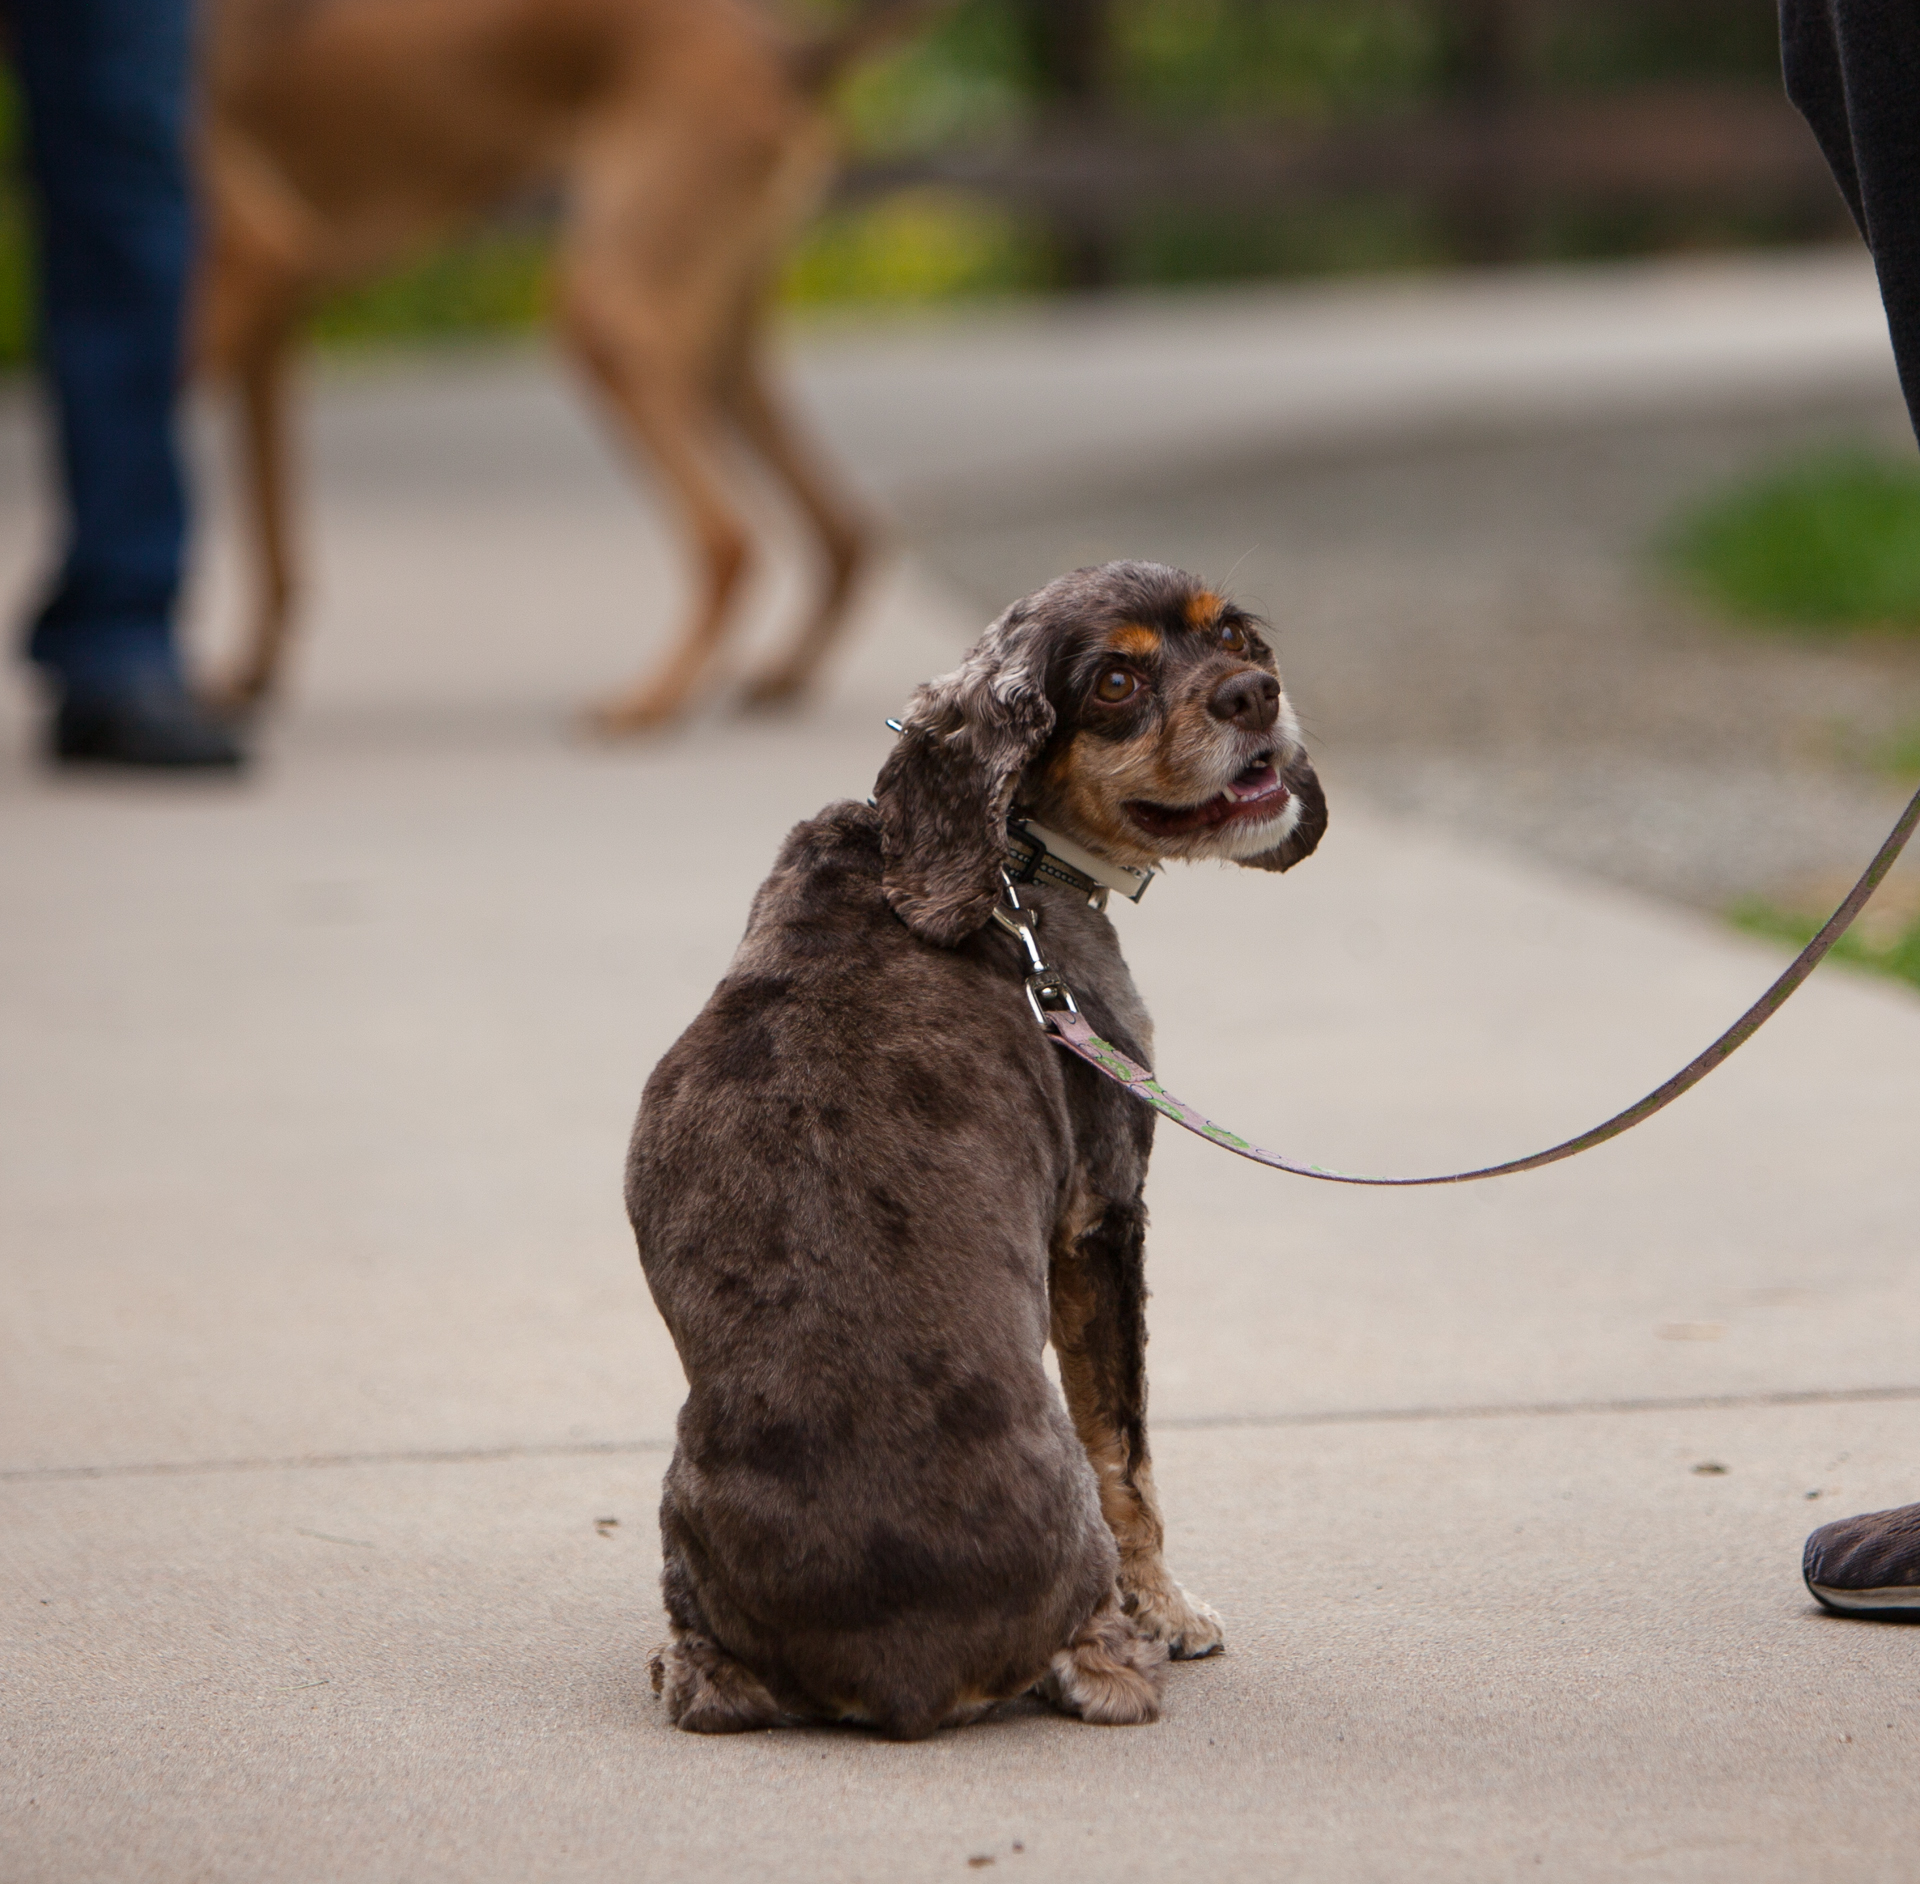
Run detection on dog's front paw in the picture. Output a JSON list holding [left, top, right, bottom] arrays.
[[1122, 1577, 1225, 1660]]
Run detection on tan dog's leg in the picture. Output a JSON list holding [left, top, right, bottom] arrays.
[[561, 291, 756, 733], [722, 340, 874, 712], [556, 74, 814, 736], [1050, 1199, 1225, 1659], [193, 133, 313, 710], [216, 330, 301, 708]]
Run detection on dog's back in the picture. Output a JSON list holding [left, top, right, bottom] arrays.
[[206, 0, 801, 250], [197, 0, 880, 728], [627, 803, 1119, 1736]]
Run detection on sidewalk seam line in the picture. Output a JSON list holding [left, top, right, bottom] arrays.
[[8, 1385, 1918, 1483]]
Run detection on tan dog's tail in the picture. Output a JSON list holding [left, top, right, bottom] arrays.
[[789, 0, 955, 92]]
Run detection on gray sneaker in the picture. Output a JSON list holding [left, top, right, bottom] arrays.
[[1804, 1503, 1920, 1620]]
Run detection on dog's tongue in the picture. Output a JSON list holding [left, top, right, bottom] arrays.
[[1227, 762, 1279, 801]]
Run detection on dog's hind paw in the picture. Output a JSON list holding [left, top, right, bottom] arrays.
[[1123, 1578, 1226, 1660], [1039, 1605, 1167, 1726], [656, 1634, 785, 1734]]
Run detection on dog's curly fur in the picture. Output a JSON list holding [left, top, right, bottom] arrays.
[[626, 561, 1324, 1738]]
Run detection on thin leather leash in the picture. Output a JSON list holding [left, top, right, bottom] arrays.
[[990, 783, 1920, 1186]]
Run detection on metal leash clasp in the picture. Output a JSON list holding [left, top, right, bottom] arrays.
[[992, 870, 1081, 1030]]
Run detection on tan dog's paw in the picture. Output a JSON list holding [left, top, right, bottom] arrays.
[[584, 691, 683, 738], [200, 673, 266, 718], [1123, 1577, 1225, 1660], [738, 665, 810, 713]]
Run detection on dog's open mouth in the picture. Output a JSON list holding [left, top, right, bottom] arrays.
[[1125, 755, 1291, 840]]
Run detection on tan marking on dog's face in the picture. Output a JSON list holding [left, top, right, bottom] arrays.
[[1183, 590, 1222, 630], [1034, 726, 1209, 870], [1106, 624, 1163, 659]]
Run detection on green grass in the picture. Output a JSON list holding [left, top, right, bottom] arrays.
[[1875, 722, 1920, 780], [1730, 897, 1920, 994], [1665, 447, 1920, 633]]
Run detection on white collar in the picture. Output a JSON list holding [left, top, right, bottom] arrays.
[[1006, 817, 1155, 907]]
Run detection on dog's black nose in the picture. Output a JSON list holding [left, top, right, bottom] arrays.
[[1207, 669, 1280, 732]]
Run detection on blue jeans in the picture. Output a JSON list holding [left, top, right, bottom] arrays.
[[11, 0, 195, 696]]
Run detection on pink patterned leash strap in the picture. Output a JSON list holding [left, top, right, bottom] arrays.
[[1043, 781, 1920, 1187]]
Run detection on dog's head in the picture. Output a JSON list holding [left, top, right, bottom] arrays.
[[875, 560, 1325, 944]]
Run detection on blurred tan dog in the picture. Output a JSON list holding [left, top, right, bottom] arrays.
[[197, 0, 938, 730]]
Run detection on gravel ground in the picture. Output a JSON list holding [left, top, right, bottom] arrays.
[[905, 393, 1920, 921]]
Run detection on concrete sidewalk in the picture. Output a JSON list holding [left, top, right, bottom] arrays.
[[7, 262, 1920, 1881], [791, 246, 1901, 509]]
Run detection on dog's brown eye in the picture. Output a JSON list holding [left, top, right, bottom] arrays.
[[1095, 668, 1140, 704], [1217, 619, 1248, 653]]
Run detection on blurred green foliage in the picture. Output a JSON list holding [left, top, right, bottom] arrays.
[[833, 0, 1785, 150], [1540, 1, 1780, 88], [0, 1, 1819, 359], [0, 74, 31, 370], [1731, 897, 1920, 995], [832, 2, 1038, 153], [831, 0, 1444, 140], [807, 0, 1815, 299], [1665, 448, 1920, 633], [1113, 2, 1436, 123], [1113, 197, 1446, 284], [305, 228, 550, 346], [783, 187, 1053, 303]]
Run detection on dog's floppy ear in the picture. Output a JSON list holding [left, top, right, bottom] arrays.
[[874, 609, 1055, 945], [1238, 755, 1327, 873]]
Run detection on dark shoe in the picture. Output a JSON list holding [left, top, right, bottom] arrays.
[[51, 679, 245, 770], [1804, 1502, 1920, 1619]]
